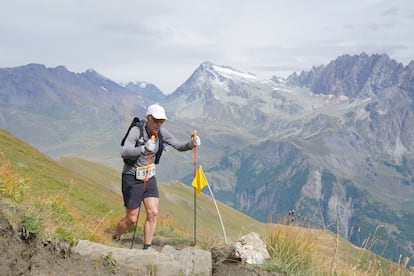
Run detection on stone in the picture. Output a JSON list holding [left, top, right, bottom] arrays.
[[233, 232, 270, 264], [73, 240, 211, 275]]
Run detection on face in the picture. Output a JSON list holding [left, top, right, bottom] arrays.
[[146, 115, 165, 135]]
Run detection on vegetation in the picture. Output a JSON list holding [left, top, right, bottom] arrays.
[[21, 210, 42, 240], [260, 218, 413, 275], [1, 128, 413, 275]]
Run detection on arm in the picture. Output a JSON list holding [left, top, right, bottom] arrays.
[[120, 126, 145, 159], [160, 128, 194, 152]]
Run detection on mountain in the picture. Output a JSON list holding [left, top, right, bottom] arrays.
[[1, 54, 414, 265], [287, 53, 409, 97], [1, 128, 400, 275], [163, 55, 414, 264], [0, 64, 167, 168], [123, 81, 166, 102]]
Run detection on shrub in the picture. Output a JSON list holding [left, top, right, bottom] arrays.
[[0, 157, 29, 203], [21, 210, 42, 240]]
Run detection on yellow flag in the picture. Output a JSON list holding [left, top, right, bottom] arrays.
[[192, 165, 208, 195]]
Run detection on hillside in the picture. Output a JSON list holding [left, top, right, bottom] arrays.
[[1, 128, 411, 275], [1, 52, 414, 269], [0, 127, 263, 245], [161, 54, 414, 264], [59, 155, 266, 243]]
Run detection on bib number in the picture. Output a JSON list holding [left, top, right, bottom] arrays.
[[136, 163, 156, 180]]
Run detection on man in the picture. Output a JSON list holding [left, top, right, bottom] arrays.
[[112, 103, 200, 250]]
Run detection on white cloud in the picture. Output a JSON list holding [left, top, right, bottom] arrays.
[[0, 0, 412, 93]]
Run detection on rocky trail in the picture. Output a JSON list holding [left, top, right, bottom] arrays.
[[0, 210, 279, 275]]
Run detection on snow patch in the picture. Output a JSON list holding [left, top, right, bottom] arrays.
[[338, 95, 349, 102], [212, 65, 257, 80]]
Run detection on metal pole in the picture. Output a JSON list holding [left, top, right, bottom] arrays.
[[193, 130, 197, 246]]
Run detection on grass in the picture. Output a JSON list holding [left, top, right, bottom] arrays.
[[102, 252, 120, 274], [59, 155, 268, 245], [1, 128, 412, 275], [21, 210, 42, 240], [0, 153, 29, 202], [264, 224, 317, 274], [0, 128, 124, 243], [260, 217, 413, 275]]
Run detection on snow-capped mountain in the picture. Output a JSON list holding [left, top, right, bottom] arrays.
[[1, 54, 414, 264]]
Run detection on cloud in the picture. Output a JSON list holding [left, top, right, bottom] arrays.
[[0, 0, 413, 93]]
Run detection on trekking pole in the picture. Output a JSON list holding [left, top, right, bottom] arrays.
[[131, 134, 155, 249], [192, 130, 197, 246]]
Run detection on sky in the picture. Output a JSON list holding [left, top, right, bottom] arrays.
[[1, 0, 413, 94]]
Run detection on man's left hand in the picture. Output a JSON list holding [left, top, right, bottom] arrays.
[[192, 135, 201, 147]]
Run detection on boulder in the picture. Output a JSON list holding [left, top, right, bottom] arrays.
[[233, 232, 270, 264], [73, 240, 211, 275]]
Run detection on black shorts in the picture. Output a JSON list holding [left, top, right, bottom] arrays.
[[121, 174, 159, 209]]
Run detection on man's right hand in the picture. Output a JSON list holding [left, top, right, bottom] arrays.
[[144, 139, 156, 153]]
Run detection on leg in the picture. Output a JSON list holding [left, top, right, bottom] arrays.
[[113, 207, 139, 239], [114, 174, 144, 239], [143, 197, 159, 245]]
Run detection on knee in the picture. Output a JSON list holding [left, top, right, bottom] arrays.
[[126, 214, 138, 225], [146, 209, 158, 220]]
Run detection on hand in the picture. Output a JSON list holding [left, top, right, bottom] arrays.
[[192, 135, 201, 147], [144, 139, 156, 153]]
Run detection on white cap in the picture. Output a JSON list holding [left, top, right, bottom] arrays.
[[146, 104, 168, 120]]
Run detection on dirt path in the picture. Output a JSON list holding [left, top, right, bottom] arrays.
[[1, 209, 280, 275], [0, 210, 131, 275]]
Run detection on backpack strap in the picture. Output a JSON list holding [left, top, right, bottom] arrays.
[[120, 117, 142, 146], [154, 131, 163, 164]]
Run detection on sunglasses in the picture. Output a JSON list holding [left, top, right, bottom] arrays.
[[150, 116, 165, 124]]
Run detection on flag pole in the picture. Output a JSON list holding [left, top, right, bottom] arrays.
[[192, 130, 197, 246]]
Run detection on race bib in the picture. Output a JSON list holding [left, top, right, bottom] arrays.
[[136, 163, 156, 180]]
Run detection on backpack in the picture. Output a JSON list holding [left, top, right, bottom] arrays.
[[120, 117, 164, 165]]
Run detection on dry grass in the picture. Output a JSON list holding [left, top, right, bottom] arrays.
[[0, 153, 29, 203], [265, 223, 319, 274], [2, 128, 413, 275], [261, 215, 414, 275]]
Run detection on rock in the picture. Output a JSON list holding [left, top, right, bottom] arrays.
[[73, 240, 211, 275], [161, 245, 211, 275], [233, 232, 270, 264], [211, 243, 279, 276]]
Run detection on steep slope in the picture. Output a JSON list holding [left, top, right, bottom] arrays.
[[161, 55, 414, 264], [0, 64, 150, 167], [287, 53, 406, 98], [1, 54, 414, 265], [0, 127, 267, 243]]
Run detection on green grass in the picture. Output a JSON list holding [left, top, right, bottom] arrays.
[[21, 210, 42, 240], [59, 153, 267, 245], [0, 128, 124, 243], [1, 128, 409, 275]]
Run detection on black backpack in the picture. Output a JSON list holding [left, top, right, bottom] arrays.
[[120, 117, 163, 165]]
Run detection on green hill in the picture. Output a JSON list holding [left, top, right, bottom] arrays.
[[59, 155, 266, 244], [1, 128, 409, 275], [0, 127, 264, 244]]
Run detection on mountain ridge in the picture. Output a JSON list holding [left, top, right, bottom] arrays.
[[1, 53, 413, 265]]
